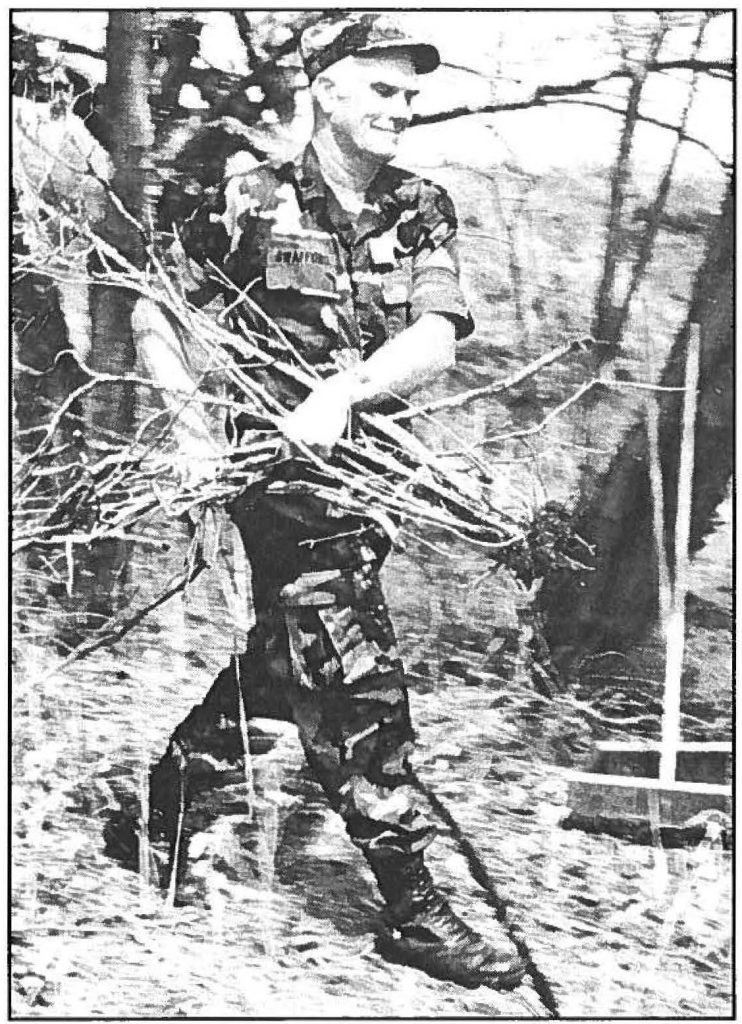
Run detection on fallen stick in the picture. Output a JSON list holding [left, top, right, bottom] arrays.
[[412, 774, 560, 1018], [390, 336, 597, 422], [47, 550, 207, 678]]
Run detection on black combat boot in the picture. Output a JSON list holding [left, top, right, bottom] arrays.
[[366, 850, 526, 990]]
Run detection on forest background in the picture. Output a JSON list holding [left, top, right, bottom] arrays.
[[11, 9, 733, 1018]]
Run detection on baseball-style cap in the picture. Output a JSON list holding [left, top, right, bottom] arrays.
[[300, 13, 440, 82]]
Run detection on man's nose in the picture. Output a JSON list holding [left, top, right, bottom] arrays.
[[389, 93, 413, 126]]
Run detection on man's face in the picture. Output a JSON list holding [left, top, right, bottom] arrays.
[[318, 51, 420, 161]]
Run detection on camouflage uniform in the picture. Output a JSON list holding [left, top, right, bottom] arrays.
[[149, 143, 474, 862]]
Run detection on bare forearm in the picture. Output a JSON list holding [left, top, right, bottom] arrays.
[[279, 313, 457, 451], [344, 313, 456, 408]]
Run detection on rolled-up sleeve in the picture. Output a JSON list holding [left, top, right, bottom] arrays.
[[406, 180, 474, 339], [410, 239, 474, 339]]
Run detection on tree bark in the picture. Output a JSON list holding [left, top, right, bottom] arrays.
[[84, 11, 156, 616], [89, 9, 156, 404]]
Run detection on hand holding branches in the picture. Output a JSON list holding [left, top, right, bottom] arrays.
[[278, 374, 353, 457]]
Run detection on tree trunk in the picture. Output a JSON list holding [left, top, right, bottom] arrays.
[[577, 21, 668, 497], [88, 10, 155, 423], [83, 12, 156, 617], [541, 184, 733, 675], [612, 14, 709, 342], [592, 21, 667, 352]]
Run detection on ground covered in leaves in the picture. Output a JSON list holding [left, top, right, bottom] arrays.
[[11, 495, 732, 1019]]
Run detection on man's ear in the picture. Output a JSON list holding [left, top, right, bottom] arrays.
[[312, 73, 338, 117]]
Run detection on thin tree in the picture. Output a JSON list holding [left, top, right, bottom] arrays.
[[613, 14, 711, 337], [592, 13, 669, 351], [540, 183, 733, 675]]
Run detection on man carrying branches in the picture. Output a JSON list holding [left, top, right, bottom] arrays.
[[132, 14, 525, 990]]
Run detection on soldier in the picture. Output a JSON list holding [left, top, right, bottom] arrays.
[[132, 14, 526, 991]]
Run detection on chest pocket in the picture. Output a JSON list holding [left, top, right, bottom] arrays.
[[265, 231, 342, 299], [380, 265, 412, 337]]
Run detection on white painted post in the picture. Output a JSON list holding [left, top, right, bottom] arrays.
[[659, 324, 700, 784], [643, 308, 672, 627]]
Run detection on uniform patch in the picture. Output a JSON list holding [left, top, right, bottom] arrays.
[[266, 232, 342, 298]]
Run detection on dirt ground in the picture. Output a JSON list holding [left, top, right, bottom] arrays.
[[11, 493, 732, 1017]]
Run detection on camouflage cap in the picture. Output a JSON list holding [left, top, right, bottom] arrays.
[[300, 13, 440, 82]]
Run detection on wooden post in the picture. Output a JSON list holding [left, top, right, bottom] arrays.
[[659, 323, 700, 784]]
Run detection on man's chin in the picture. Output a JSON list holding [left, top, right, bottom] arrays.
[[364, 132, 401, 160]]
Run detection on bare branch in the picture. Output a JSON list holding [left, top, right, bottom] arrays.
[[616, 13, 712, 329], [391, 337, 598, 421], [443, 376, 686, 457], [411, 59, 731, 129], [542, 98, 729, 168], [17, 24, 732, 79], [14, 28, 105, 63], [594, 20, 668, 344], [49, 546, 208, 677], [649, 58, 732, 74]]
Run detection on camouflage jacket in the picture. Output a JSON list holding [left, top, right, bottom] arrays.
[[163, 143, 473, 413]]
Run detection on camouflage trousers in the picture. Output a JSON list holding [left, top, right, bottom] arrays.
[[149, 479, 436, 857]]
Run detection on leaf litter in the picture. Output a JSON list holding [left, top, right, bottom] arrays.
[[11, 516, 731, 1018]]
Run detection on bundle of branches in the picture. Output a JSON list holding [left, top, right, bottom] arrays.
[[14, 206, 532, 561]]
